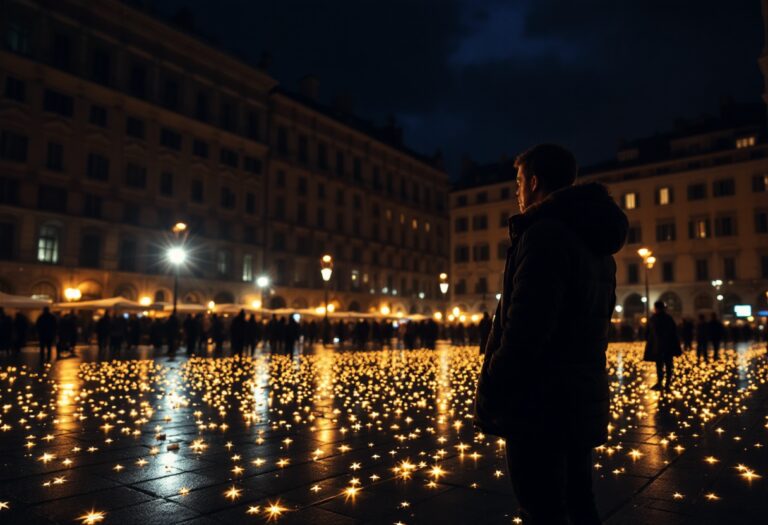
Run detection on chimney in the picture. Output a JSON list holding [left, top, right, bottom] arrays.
[[298, 75, 320, 101]]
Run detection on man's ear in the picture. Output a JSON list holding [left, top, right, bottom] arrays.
[[530, 174, 539, 193]]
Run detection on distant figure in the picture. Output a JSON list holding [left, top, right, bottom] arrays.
[[681, 318, 694, 352], [230, 310, 246, 356], [183, 314, 197, 355], [478, 312, 492, 354], [165, 314, 179, 355], [12, 312, 28, 354], [473, 144, 628, 524], [0, 308, 12, 353], [708, 313, 725, 360], [246, 314, 259, 355], [644, 301, 682, 391], [695, 314, 709, 363], [285, 316, 300, 354], [36, 307, 58, 361], [211, 314, 224, 353], [96, 313, 111, 353]]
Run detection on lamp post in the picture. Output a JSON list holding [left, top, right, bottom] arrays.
[[256, 275, 270, 317], [637, 248, 656, 322], [320, 254, 333, 344], [712, 279, 724, 318], [168, 222, 188, 317]]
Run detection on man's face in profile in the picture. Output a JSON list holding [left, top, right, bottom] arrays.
[[515, 166, 533, 212]]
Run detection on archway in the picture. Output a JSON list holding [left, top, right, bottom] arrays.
[[154, 290, 167, 303], [112, 283, 137, 301], [622, 293, 644, 319], [183, 291, 203, 304], [348, 300, 361, 312], [214, 291, 236, 304], [31, 281, 59, 302], [291, 297, 309, 309], [269, 295, 287, 309], [657, 291, 682, 315]]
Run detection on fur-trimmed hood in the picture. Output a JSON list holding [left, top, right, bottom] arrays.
[[509, 182, 628, 255]]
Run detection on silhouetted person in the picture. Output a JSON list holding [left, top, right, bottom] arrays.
[[246, 314, 259, 354], [285, 316, 299, 354], [36, 307, 57, 361], [211, 314, 224, 353], [644, 301, 681, 391], [478, 312, 492, 354], [183, 314, 197, 355], [681, 318, 694, 352], [96, 313, 111, 354], [166, 314, 179, 355], [695, 314, 709, 363], [230, 309, 246, 356], [474, 144, 628, 525], [110, 313, 127, 353], [0, 308, 12, 354], [58, 312, 77, 356], [708, 313, 724, 360], [12, 312, 28, 354], [127, 315, 141, 349]]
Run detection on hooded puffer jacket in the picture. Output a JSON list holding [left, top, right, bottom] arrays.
[[473, 182, 628, 447]]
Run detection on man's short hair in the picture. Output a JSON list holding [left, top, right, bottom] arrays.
[[514, 144, 577, 192], [653, 300, 666, 310]]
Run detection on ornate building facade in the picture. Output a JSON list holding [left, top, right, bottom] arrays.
[[0, 0, 449, 314]]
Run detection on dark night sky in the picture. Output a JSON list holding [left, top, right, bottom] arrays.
[[154, 0, 764, 178]]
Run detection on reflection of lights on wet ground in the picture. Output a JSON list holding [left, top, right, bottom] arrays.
[[1, 342, 767, 521]]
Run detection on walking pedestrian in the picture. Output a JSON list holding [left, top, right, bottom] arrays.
[[708, 313, 725, 360], [12, 312, 28, 354], [36, 307, 58, 361], [230, 309, 246, 356], [473, 144, 628, 524], [695, 314, 709, 363], [644, 301, 682, 391]]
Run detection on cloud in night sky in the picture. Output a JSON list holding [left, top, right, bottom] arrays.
[[152, 0, 764, 177]]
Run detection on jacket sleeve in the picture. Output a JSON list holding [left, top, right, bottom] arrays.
[[488, 220, 570, 378]]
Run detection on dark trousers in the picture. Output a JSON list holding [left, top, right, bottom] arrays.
[[506, 437, 601, 525], [39, 339, 54, 360], [656, 355, 673, 386], [696, 340, 708, 362], [711, 340, 721, 359]]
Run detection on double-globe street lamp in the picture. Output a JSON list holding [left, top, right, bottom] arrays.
[[320, 254, 334, 345], [637, 247, 656, 323], [256, 275, 270, 316], [711, 279, 724, 318]]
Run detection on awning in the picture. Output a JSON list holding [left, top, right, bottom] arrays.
[[0, 292, 52, 309], [54, 296, 144, 310]]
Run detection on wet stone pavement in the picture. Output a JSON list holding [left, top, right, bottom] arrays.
[[0, 341, 767, 524]]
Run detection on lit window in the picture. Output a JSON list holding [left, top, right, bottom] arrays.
[[37, 225, 60, 263], [242, 254, 253, 282], [658, 187, 671, 205], [624, 192, 637, 209], [412, 219, 418, 230], [736, 136, 756, 149]]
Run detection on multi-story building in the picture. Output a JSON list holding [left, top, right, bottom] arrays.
[[450, 102, 768, 321], [0, 0, 449, 315]]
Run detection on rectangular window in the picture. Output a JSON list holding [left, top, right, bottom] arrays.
[[714, 215, 736, 237], [79, 233, 101, 268], [0, 130, 28, 162], [89, 105, 107, 127], [196, 93, 209, 122], [752, 174, 768, 193], [472, 215, 488, 230], [46, 142, 64, 171], [220, 187, 236, 209], [0, 222, 15, 260], [627, 263, 639, 284], [297, 177, 308, 196], [712, 178, 735, 197], [454, 217, 468, 233], [247, 111, 260, 140], [755, 211, 768, 234], [476, 191, 488, 204], [336, 150, 345, 176], [161, 79, 179, 110], [497, 240, 510, 259], [687, 183, 707, 201], [656, 186, 672, 205], [736, 136, 756, 149], [623, 192, 638, 209], [125, 117, 145, 139], [353, 157, 363, 182], [456, 195, 468, 207], [454, 245, 469, 263], [220, 102, 235, 131], [626, 224, 642, 244], [695, 259, 709, 281], [160, 172, 174, 196], [160, 128, 182, 151], [455, 279, 467, 295], [318, 142, 328, 170], [129, 64, 147, 98], [0, 177, 20, 205], [217, 250, 232, 277], [298, 135, 309, 164], [43, 89, 74, 117], [245, 192, 256, 214], [125, 163, 147, 188], [244, 156, 261, 174], [191, 180, 203, 203], [4, 76, 25, 102], [656, 221, 676, 242], [475, 277, 488, 294], [723, 257, 736, 280], [277, 127, 288, 155], [762, 255, 768, 279], [86, 153, 109, 181], [37, 225, 60, 263], [118, 239, 137, 272], [242, 254, 253, 282], [83, 193, 102, 218], [472, 244, 490, 261], [90, 48, 111, 85], [317, 207, 325, 228], [661, 261, 674, 283], [689, 217, 710, 239], [193, 139, 209, 158], [220, 148, 238, 168]]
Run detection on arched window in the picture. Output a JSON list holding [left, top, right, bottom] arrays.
[[348, 300, 361, 312], [31, 281, 58, 302], [268, 295, 286, 309], [658, 291, 683, 315], [154, 290, 167, 303], [623, 293, 644, 318], [113, 283, 137, 301], [37, 224, 60, 264]]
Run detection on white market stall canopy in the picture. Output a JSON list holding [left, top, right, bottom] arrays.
[[0, 292, 52, 309], [153, 302, 208, 313], [54, 296, 144, 310]]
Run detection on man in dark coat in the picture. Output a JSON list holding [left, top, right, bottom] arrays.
[[643, 301, 682, 390], [36, 307, 58, 361], [708, 313, 725, 360], [473, 144, 628, 525], [695, 314, 709, 363], [478, 312, 492, 354], [230, 310, 246, 356]]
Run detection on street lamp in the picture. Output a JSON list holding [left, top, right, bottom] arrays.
[[712, 279, 724, 317], [256, 275, 270, 316], [637, 248, 656, 322], [167, 246, 187, 316], [320, 254, 333, 345], [64, 287, 82, 302]]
